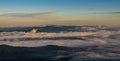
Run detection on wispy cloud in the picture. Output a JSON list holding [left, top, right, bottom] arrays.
[[0, 12, 54, 17], [93, 12, 120, 14], [109, 12, 120, 14]]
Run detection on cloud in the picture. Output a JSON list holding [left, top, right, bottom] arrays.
[[0, 12, 54, 17], [112, 12, 120, 14], [93, 12, 120, 14], [0, 30, 120, 47], [109, 12, 120, 14]]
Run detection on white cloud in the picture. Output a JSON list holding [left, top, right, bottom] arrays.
[[0, 30, 120, 47]]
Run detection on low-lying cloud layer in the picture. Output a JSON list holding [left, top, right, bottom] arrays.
[[0, 30, 120, 47], [0, 30, 120, 60]]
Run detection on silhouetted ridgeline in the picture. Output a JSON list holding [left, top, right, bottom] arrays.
[[0, 44, 73, 61], [0, 45, 120, 61], [0, 25, 119, 32]]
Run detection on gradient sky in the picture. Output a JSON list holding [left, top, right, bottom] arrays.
[[0, 0, 120, 27]]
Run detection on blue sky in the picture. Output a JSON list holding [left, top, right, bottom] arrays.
[[0, 0, 119, 13], [0, 0, 120, 27]]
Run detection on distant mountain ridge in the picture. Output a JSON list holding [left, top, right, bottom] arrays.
[[0, 25, 119, 32]]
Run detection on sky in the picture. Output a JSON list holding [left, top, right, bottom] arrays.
[[0, 0, 120, 27]]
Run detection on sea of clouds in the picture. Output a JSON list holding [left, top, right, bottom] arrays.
[[0, 30, 120, 60], [0, 30, 120, 47]]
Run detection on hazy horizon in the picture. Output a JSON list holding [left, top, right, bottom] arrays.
[[0, 0, 120, 27]]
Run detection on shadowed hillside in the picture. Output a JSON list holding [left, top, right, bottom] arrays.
[[0, 45, 120, 61]]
